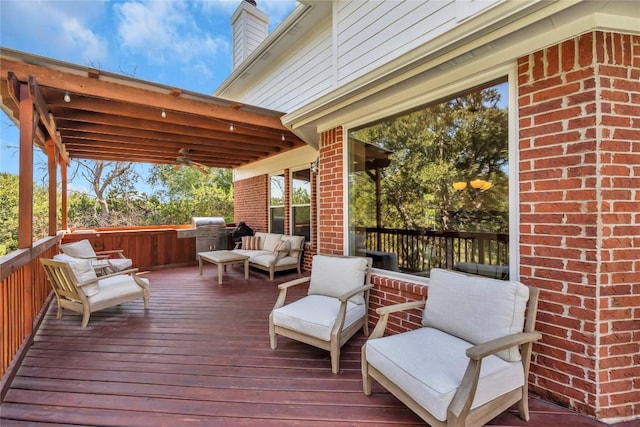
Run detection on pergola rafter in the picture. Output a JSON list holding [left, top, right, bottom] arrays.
[[0, 48, 305, 170]]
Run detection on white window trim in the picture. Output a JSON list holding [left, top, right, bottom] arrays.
[[269, 172, 285, 234], [289, 166, 312, 240], [342, 62, 519, 279]]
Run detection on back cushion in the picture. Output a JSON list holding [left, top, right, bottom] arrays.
[[422, 268, 529, 362], [308, 255, 369, 304], [54, 253, 100, 297], [241, 235, 261, 250], [281, 235, 305, 252], [262, 233, 282, 252], [60, 239, 97, 259]]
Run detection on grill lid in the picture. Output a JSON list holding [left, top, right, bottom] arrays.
[[192, 217, 226, 227]]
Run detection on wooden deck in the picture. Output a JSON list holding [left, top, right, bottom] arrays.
[[0, 264, 633, 426]]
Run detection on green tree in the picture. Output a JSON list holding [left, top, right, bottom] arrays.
[[147, 165, 234, 224], [0, 173, 50, 256]]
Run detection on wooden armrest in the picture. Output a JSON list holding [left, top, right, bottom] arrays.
[[277, 276, 311, 290], [338, 283, 374, 302], [97, 268, 139, 280], [369, 300, 426, 339], [466, 331, 542, 360], [96, 249, 126, 258], [375, 300, 426, 316], [273, 276, 311, 310]]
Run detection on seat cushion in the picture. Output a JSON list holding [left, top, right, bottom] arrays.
[[365, 327, 524, 422], [53, 253, 100, 297], [423, 268, 529, 361], [90, 275, 148, 305], [272, 294, 366, 341], [308, 255, 368, 304], [59, 239, 97, 258]]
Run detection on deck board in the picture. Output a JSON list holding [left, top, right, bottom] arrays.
[[0, 265, 627, 426]]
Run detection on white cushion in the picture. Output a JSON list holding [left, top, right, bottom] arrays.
[[308, 255, 368, 304], [108, 258, 133, 271], [273, 240, 291, 258], [365, 327, 524, 422], [272, 294, 366, 341], [423, 268, 529, 362], [250, 253, 278, 267], [281, 235, 305, 252], [262, 233, 282, 252], [253, 232, 270, 250], [59, 239, 97, 259], [54, 253, 100, 297], [90, 275, 147, 305]]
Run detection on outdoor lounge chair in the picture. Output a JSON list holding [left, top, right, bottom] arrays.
[[41, 255, 149, 327], [362, 268, 541, 427], [269, 254, 373, 373], [59, 238, 133, 274]]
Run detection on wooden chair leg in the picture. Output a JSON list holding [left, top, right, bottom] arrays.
[[362, 347, 372, 395], [330, 340, 340, 374], [518, 387, 530, 420], [269, 317, 278, 349]]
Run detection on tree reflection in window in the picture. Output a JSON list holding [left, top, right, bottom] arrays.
[[348, 80, 510, 278]]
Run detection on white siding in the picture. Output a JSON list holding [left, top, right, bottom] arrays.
[[226, 0, 500, 111], [335, 0, 459, 86], [238, 20, 334, 112], [232, 2, 269, 70]]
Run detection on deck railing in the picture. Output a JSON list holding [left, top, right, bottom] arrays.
[[355, 227, 509, 275], [0, 236, 60, 396]]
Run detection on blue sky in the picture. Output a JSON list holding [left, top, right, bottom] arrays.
[[0, 0, 297, 186]]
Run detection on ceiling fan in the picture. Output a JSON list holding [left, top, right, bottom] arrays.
[[175, 148, 207, 174]]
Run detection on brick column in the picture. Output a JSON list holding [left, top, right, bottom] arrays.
[[518, 31, 640, 421], [318, 127, 346, 254]]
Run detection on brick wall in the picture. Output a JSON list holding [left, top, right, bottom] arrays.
[[317, 127, 429, 331], [318, 128, 346, 254], [234, 174, 268, 232], [518, 31, 640, 421]]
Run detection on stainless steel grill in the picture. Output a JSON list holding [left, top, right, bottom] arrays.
[[192, 217, 227, 259]]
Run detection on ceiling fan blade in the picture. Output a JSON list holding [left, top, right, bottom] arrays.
[[192, 163, 207, 174]]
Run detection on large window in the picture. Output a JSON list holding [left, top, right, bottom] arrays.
[[291, 168, 311, 241], [348, 80, 510, 279], [269, 173, 285, 234]]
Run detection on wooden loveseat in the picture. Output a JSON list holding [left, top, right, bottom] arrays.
[[231, 232, 305, 280]]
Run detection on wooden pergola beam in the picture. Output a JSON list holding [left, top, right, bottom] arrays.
[[3, 58, 290, 131]]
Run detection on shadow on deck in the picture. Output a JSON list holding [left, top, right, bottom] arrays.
[[0, 264, 632, 426]]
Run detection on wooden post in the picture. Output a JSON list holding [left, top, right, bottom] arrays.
[[18, 81, 34, 333], [46, 139, 57, 236], [60, 156, 68, 231]]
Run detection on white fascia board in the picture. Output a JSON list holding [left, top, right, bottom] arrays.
[[233, 145, 318, 182]]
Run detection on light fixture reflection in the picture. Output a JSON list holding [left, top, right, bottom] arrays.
[[161, 109, 166, 118], [229, 123, 235, 131], [63, 92, 71, 103], [452, 182, 467, 191], [453, 179, 493, 191]]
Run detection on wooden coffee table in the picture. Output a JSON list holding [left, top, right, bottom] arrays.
[[198, 250, 250, 284]]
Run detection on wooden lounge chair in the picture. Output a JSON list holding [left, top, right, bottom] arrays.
[[41, 256, 149, 327], [362, 268, 541, 427], [269, 254, 373, 373]]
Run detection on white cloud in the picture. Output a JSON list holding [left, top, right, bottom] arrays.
[[0, 0, 109, 66], [115, 1, 228, 65]]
